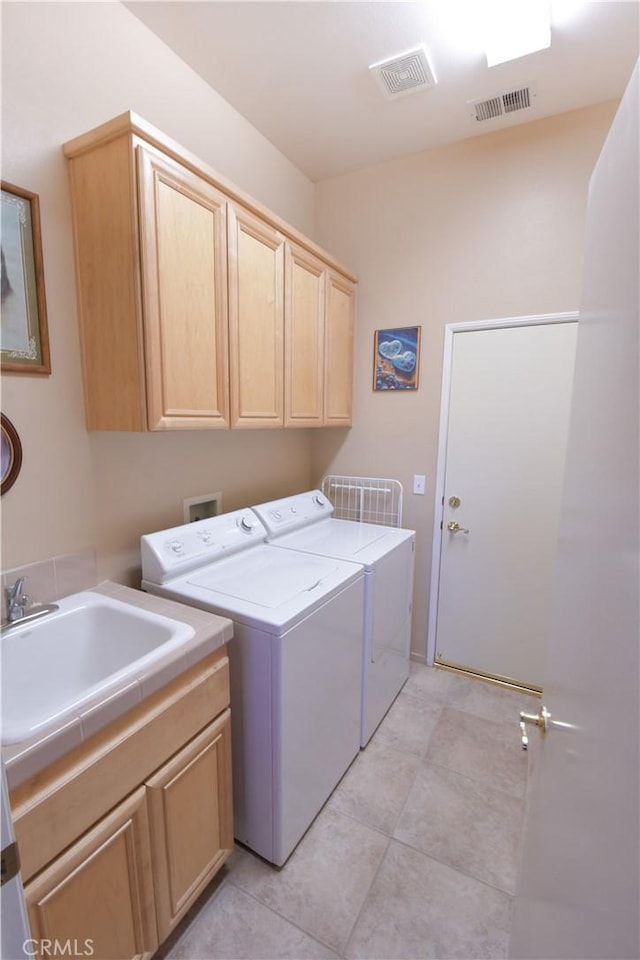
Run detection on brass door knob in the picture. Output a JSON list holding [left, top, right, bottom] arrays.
[[447, 521, 469, 534], [519, 706, 551, 750]]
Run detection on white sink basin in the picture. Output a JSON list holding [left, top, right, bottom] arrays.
[[1, 591, 195, 745]]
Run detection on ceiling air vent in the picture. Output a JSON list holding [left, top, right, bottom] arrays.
[[468, 85, 536, 122], [369, 46, 437, 100]]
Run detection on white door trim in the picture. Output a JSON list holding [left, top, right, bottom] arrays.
[[426, 311, 579, 667]]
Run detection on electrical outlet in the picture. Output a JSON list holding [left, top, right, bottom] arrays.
[[413, 474, 426, 495]]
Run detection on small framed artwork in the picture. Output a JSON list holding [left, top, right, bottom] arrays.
[[373, 326, 421, 391], [1, 414, 23, 496], [1, 181, 51, 374]]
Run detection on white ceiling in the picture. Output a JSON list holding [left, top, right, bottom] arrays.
[[125, 1, 639, 182]]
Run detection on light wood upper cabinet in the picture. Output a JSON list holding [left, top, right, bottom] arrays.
[[324, 271, 356, 426], [64, 113, 357, 431], [228, 205, 285, 427], [66, 136, 229, 430], [24, 787, 158, 960], [284, 246, 356, 427], [285, 244, 326, 426], [137, 146, 230, 430]]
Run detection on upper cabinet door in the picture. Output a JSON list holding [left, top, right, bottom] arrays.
[[137, 146, 230, 430], [324, 272, 356, 426], [228, 205, 285, 428], [284, 244, 325, 427]]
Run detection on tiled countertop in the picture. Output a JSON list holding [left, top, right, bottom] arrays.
[[3, 581, 233, 789]]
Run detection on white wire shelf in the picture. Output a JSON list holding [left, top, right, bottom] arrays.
[[321, 475, 403, 527]]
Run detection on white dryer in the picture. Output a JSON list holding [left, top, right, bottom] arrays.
[[251, 490, 415, 746], [140, 508, 364, 866]]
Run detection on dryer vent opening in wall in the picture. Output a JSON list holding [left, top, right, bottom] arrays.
[[468, 85, 536, 122]]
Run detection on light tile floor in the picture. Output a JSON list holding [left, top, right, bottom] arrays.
[[157, 664, 537, 960]]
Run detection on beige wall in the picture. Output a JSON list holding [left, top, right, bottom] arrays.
[[0, 2, 618, 649], [1, 2, 315, 583], [312, 102, 617, 660]]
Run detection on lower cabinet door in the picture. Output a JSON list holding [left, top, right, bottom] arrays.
[[24, 787, 158, 960], [146, 709, 233, 941]]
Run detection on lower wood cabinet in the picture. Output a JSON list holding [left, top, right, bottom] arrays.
[[147, 709, 233, 941], [15, 651, 233, 960], [24, 788, 158, 960]]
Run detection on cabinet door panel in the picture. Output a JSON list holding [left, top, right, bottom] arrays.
[[146, 710, 233, 941], [68, 135, 146, 430], [137, 146, 229, 430], [228, 206, 284, 427], [324, 273, 355, 425], [285, 244, 325, 426], [25, 787, 157, 960]]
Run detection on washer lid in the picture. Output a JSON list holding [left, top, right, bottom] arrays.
[[271, 517, 414, 569], [187, 549, 342, 608], [149, 543, 363, 632]]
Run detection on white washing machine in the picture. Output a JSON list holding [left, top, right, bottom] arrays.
[[140, 508, 364, 866], [251, 490, 415, 746]]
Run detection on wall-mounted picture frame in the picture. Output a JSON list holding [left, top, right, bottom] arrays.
[[1, 414, 23, 496], [373, 326, 421, 391], [1, 181, 51, 374]]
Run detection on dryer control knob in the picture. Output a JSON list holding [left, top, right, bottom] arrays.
[[240, 515, 255, 532], [313, 495, 325, 507]]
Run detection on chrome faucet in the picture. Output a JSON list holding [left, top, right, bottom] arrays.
[[5, 577, 29, 623]]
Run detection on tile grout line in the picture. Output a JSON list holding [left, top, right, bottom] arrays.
[[389, 833, 518, 901], [337, 726, 432, 960], [385, 757, 524, 895], [415, 754, 528, 803], [339, 832, 393, 960], [224, 875, 344, 957]]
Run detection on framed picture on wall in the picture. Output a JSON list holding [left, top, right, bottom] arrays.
[[1, 181, 51, 374], [373, 326, 421, 391], [0, 414, 22, 495]]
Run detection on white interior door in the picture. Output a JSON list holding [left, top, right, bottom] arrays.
[[434, 319, 577, 688], [510, 62, 639, 959]]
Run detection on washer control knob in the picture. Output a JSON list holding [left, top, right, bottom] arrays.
[[290, 506, 298, 514], [197, 530, 212, 544], [168, 539, 184, 555], [240, 515, 255, 533], [271, 510, 283, 521]]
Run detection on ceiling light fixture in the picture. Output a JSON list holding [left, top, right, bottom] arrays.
[[480, 0, 551, 67]]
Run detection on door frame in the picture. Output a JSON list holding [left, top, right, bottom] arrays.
[[425, 311, 579, 667]]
